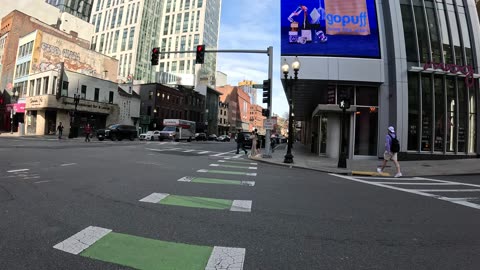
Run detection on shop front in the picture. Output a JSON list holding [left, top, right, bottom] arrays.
[[24, 95, 116, 136]]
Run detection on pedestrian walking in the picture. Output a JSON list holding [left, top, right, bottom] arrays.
[[377, 126, 402, 178], [235, 130, 248, 155], [250, 130, 258, 157], [57, 122, 64, 139], [84, 123, 92, 142]]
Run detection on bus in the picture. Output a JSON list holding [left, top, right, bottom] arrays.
[[159, 119, 196, 142]]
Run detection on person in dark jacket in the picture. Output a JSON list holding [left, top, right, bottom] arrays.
[[236, 130, 248, 155], [57, 122, 64, 139], [84, 123, 92, 142]]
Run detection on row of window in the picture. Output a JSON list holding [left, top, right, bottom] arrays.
[[147, 106, 184, 119], [18, 41, 34, 58], [401, 0, 473, 67], [93, 1, 138, 33], [96, 0, 128, 12], [162, 10, 201, 35], [92, 26, 134, 55], [407, 73, 476, 154], [165, 0, 203, 13], [14, 61, 31, 79]]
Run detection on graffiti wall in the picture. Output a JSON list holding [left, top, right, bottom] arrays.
[[31, 31, 118, 81]]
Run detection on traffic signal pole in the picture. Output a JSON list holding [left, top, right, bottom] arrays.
[[152, 46, 274, 157]]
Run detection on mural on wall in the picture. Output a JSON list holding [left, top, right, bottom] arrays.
[[31, 31, 117, 79]]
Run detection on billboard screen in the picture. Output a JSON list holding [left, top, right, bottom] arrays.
[[281, 0, 381, 58]]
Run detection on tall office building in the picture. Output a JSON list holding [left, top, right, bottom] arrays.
[[90, 0, 162, 83], [157, 0, 222, 88], [45, 0, 94, 22]]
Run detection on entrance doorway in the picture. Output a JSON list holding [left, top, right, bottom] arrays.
[[316, 112, 351, 158]]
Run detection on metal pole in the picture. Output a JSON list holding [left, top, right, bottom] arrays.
[[10, 109, 13, 134], [338, 108, 347, 168], [264, 46, 273, 158], [284, 81, 294, 163]]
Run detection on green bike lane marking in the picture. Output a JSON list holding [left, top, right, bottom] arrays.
[[53, 226, 245, 270], [140, 193, 252, 212], [178, 176, 255, 186], [197, 169, 257, 177], [210, 164, 257, 170]]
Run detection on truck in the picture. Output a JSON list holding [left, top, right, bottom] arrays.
[[159, 119, 196, 142]]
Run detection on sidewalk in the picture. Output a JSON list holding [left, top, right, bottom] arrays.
[[251, 143, 480, 177]]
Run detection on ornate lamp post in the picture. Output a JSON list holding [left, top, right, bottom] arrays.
[[282, 57, 301, 164]]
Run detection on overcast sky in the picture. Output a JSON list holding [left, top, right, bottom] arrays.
[[217, 0, 288, 116]]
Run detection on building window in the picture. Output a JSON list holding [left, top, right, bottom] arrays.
[[111, 8, 118, 28], [147, 106, 152, 116], [149, 91, 153, 100], [43, 77, 49, 95], [61, 81, 69, 97], [112, 30, 120, 53], [121, 28, 128, 51], [109, 91, 114, 104], [117, 6, 124, 27], [408, 73, 420, 151], [81, 85, 87, 99], [94, 88, 100, 102], [128, 27, 135, 50]]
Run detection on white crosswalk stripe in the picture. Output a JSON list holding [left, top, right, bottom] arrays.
[[331, 174, 480, 210]]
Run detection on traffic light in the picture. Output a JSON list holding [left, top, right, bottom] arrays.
[[151, 48, 159, 66], [262, 108, 270, 117], [262, 79, 271, 105], [196, 45, 205, 64]]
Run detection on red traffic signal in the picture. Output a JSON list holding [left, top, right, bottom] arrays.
[[196, 45, 205, 64], [151, 48, 160, 66]]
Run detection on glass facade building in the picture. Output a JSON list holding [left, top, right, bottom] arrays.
[[45, 0, 94, 21]]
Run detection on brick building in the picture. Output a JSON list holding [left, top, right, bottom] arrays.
[[216, 85, 251, 132], [250, 104, 266, 134]]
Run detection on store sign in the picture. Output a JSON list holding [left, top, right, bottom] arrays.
[[423, 61, 476, 88], [281, 0, 381, 58], [26, 95, 113, 114], [264, 119, 275, 130]]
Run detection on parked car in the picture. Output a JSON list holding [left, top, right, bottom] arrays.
[[139, 130, 161, 141], [96, 124, 137, 141], [195, 133, 207, 141], [217, 135, 231, 142], [208, 134, 218, 141]]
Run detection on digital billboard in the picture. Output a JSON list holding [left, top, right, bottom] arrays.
[[281, 0, 381, 58]]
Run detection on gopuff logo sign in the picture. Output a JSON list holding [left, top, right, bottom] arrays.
[[322, 1, 371, 36]]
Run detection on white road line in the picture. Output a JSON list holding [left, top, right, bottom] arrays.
[[7, 169, 29, 173], [60, 163, 77, 167], [248, 167, 257, 170], [34, 180, 51, 184], [139, 193, 170, 203], [415, 189, 480, 192], [210, 164, 220, 167], [233, 154, 243, 158], [218, 160, 257, 165], [331, 174, 480, 210], [246, 173, 257, 177], [23, 176, 40, 180], [377, 182, 459, 185], [415, 177, 480, 188], [205, 246, 246, 270], [355, 177, 429, 181], [197, 169, 208, 173], [230, 200, 252, 212], [182, 150, 196, 152], [197, 151, 210, 154], [241, 181, 256, 186], [177, 177, 194, 182], [53, 226, 112, 255], [210, 150, 237, 157]]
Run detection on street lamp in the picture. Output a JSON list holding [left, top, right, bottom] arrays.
[[282, 57, 300, 164], [69, 93, 81, 138], [10, 88, 18, 134]]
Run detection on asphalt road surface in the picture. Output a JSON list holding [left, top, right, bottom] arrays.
[[1, 137, 479, 269]]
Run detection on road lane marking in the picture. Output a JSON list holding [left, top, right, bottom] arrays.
[[182, 149, 196, 152], [197, 151, 211, 154], [205, 246, 246, 270], [54, 227, 245, 269], [210, 150, 237, 157], [233, 154, 244, 158], [7, 169, 29, 173], [230, 200, 252, 212], [414, 189, 480, 192], [34, 180, 51, 184], [209, 164, 257, 170], [331, 174, 480, 210], [60, 163, 77, 167], [375, 182, 459, 185], [53, 226, 112, 255], [197, 169, 257, 177], [177, 177, 255, 186], [139, 193, 252, 211], [218, 160, 257, 165]]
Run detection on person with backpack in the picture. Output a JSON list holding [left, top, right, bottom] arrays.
[[84, 123, 92, 142], [377, 126, 402, 178]]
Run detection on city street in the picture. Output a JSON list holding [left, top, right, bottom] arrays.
[[1, 138, 480, 269]]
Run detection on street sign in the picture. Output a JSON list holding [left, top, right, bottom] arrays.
[[264, 119, 275, 130], [252, 84, 263, 89]]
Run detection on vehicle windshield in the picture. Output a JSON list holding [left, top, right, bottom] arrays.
[[162, 126, 176, 132], [145, 131, 154, 134], [108, 124, 119, 129]]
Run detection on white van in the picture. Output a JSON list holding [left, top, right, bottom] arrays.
[[160, 119, 196, 141]]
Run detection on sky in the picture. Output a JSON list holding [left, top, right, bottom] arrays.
[[216, 0, 288, 117]]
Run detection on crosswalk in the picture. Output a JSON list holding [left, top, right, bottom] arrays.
[[331, 174, 480, 210], [54, 154, 256, 269], [146, 146, 242, 158]]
